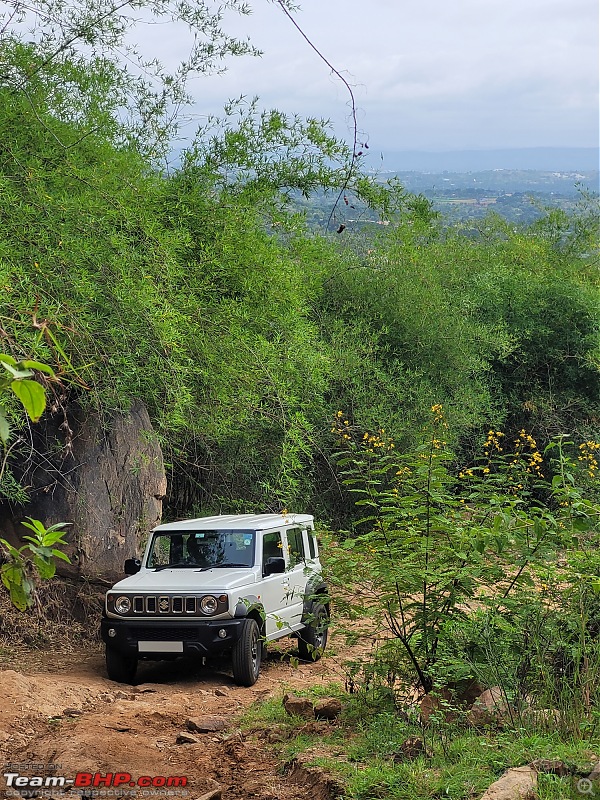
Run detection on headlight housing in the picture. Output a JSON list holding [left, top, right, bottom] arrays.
[[114, 595, 131, 614], [200, 595, 218, 615]]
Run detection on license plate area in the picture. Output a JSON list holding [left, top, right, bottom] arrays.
[[138, 641, 183, 653]]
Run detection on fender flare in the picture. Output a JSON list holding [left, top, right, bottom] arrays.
[[234, 595, 265, 624], [301, 577, 329, 623]]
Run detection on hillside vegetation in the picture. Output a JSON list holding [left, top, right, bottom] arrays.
[[1, 10, 600, 799], [1, 40, 598, 522]]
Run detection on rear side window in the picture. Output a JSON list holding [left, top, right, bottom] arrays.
[[262, 531, 283, 569], [286, 527, 306, 568], [307, 532, 317, 560]]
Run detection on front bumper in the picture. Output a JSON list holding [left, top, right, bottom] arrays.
[[100, 616, 246, 659]]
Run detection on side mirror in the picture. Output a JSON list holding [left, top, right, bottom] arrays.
[[263, 556, 285, 576], [124, 558, 141, 575]]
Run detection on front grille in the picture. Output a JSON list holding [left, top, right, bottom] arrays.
[[136, 595, 195, 615], [109, 593, 228, 617], [130, 626, 201, 641]]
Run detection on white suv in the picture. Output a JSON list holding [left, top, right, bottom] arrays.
[[100, 513, 329, 686]]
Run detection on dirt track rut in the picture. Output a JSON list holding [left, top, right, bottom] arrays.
[[0, 645, 348, 800]]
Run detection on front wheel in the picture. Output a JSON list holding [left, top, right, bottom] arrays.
[[298, 602, 329, 661], [232, 619, 262, 686], [106, 646, 138, 684]]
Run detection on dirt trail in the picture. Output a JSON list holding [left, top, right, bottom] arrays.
[[0, 639, 355, 800]]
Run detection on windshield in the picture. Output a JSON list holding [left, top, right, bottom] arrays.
[[146, 530, 256, 570]]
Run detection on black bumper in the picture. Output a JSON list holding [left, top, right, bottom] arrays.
[[100, 617, 246, 659]]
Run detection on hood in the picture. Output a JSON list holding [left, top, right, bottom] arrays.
[[108, 567, 258, 594]]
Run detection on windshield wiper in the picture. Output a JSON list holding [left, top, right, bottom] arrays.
[[211, 563, 251, 568], [154, 562, 209, 572]]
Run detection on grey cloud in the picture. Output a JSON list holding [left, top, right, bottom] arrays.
[[128, 0, 599, 150]]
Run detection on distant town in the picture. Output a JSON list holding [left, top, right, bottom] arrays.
[[386, 167, 598, 225], [294, 166, 598, 228]]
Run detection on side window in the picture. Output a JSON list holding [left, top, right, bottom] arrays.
[[286, 527, 306, 568], [262, 531, 283, 569], [307, 532, 317, 560]]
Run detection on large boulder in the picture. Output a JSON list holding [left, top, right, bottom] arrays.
[[1, 400, 166, 581]]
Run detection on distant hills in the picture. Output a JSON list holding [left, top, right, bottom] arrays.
[[377, 147, 599, 173]]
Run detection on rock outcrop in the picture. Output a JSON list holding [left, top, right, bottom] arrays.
[[1, 400, 166, 580]]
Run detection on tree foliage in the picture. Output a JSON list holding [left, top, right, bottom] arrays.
[[0, 0, 264, 152]]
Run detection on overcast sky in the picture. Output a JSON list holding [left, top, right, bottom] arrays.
[[153, 0, 598, 156]]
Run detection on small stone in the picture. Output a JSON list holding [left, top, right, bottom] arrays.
[[479, 766, 537, 800], [62, 708, 84, 717], [176, 731, 200, 744], [283, 693, 314, 720], [186, 716, 228, 733], [214, 688, 228, 697], [467, 687, 510, 728], [420, 688, 454, 725], [313, 698, 342, 721], [588, 762, 600, 780]]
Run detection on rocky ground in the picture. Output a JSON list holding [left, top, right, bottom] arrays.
[[0, 638, 353, 800]]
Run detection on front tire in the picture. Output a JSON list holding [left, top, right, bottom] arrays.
[[106, 646, 138, 684], [232, 619, 261, 686], [298, 602, 329, 661]]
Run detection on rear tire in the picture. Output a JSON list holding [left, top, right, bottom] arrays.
[[298, 602, 329, 661], [106, 646, 138, 684], [232, 619, 261, 686]]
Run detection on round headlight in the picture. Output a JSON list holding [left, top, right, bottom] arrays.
[[200, 595, 218, 615], [115, 595, 131, 614]]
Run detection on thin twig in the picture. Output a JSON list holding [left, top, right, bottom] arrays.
[[273, 0, 361, 230]]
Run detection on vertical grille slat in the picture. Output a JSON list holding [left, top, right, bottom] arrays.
[[185, 596, 196, 613]]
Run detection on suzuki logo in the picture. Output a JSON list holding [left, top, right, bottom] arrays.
[[158, 596, 170, 612]]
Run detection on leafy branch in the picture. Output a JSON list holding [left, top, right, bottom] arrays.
[[0, 517, 71, 610]]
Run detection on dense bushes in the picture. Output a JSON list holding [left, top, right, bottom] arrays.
[[325, 407, 600, 736]]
